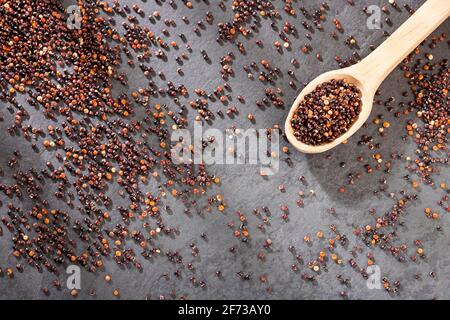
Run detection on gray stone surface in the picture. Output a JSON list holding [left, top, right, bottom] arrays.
[[0, 0, 449, 300]]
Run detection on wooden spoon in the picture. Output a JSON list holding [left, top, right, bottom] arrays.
[[285, 0, 450, 154]]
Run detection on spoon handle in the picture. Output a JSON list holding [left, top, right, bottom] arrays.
[[352, 0, 450, 93]]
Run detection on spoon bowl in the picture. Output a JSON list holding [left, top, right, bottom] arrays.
[[285, 68, 374, 153], [285, 0, 450, 154]]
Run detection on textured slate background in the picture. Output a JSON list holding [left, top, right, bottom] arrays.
[[0, 0, 449, 299]]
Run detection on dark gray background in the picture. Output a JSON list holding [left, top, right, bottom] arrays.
[[0, 0, 449, 299]]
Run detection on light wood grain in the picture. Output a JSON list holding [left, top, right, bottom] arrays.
[[285, 0, 450, 154]]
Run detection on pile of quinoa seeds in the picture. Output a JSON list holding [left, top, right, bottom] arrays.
[[0, 0, 448, 299], [290, 79, 362, 145]]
